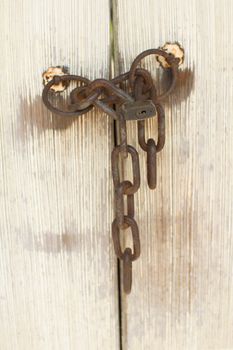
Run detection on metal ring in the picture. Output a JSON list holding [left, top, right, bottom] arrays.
[[137, 102, 165, 154], [147, 139, 157, 189], [129, 49, 178, 100], [112, 216, 140, 261], [154, 103, 165, 152], [42, 75, 94, 116], [69, 85, 100, 110], [123, 248, 133, 294], [111, 144, 140, 195], [115, 181, 135, 228], [88, 79, 134, 104]]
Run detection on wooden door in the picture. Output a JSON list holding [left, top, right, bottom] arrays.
[[0, 0, 119, 349], [1, 0, 233, 349], [113, 0, 233, 349]]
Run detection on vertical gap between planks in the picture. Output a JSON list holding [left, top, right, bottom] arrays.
[[110, 0, 123, 349]]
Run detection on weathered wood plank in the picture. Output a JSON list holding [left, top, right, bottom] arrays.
[[0, 1, 119, 349], [113, 0, 233, 349]]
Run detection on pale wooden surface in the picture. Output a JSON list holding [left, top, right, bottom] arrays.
[[114, 0, 233, 349], [0, 0, 119, 349]]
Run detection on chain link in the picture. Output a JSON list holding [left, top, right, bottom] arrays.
[[42, 43, 184, 294], [111, 143, 141, 293]]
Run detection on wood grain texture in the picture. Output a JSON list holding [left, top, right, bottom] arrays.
[[0, 1, 119, 349], [113, 0, 233, 349]]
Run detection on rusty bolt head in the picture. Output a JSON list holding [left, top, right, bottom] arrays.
[[42, 66, 69, 92], [157, 42, 184, 68]]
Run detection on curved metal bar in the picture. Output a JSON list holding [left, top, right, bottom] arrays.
[[129, 48, 179, 101], [42, 75, 93, 117]]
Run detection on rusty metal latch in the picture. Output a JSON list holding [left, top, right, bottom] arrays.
[[42, 42, 184, 294]]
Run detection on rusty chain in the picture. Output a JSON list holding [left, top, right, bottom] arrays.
[[42, 43, 184, 294]]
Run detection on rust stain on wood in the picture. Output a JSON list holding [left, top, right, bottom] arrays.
[[161, 67, 195, 103], [18, 96, 78, 139], [25, 232, 84, 253]]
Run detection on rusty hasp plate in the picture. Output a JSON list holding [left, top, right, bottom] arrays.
[[120, 100, 157, 120]]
